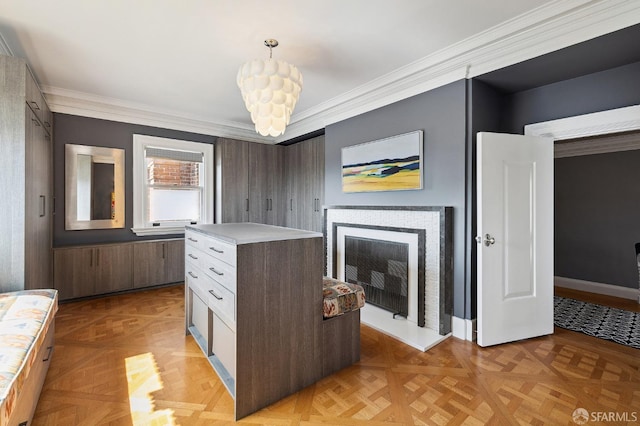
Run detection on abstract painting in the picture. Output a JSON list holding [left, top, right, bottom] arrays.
[[342, 130, 423, 192]]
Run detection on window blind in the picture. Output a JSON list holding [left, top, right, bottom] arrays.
[[145, 147, 204, 162]]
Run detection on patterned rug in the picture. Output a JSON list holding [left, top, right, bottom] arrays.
[[554, 296, 640, 349]]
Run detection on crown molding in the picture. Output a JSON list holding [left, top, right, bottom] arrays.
[[43, 86, 267, 143], [32, 0, 640, 143]]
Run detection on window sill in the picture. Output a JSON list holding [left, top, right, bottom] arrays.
[[131, 226, 186, 237]]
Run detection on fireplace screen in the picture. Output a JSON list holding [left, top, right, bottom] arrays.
[[345, 236, 409, 317]]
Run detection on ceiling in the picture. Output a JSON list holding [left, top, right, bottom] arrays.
[[1, 0, 639, 143]]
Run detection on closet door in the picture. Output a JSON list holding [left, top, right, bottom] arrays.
[[24, 106, 52, 289], [311, 137, 325, 232], [248, 143, 269, 224], [216, 138, 250, 223], [285, 142, 302, 228]]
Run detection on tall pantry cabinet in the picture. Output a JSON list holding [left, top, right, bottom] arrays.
[[0, 55, 54, 292]]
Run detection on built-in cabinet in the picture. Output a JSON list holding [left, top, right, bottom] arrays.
[[133, 240, 185, 288], [248, 143, 284, 225], [216, 138, 250, 223], [285, 136, 325, 232], [53, 238, 184, 300], [185, 224, 323, 420], [216, 138, 285, 224], [215, 136, 324, 232], [0, 55, 54, 293]]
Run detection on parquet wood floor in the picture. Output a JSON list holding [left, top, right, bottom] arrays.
[[33, 285, 639, 425]]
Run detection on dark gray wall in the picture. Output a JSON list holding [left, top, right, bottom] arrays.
[[324, 80, 467, 318], [465, 80, 504, 318], [501, 61, 640, 134], [555, 149, 640, 288], [53, 113, 215, 247]]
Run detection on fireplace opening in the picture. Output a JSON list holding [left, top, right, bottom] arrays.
[[344, 236, 409, 318]]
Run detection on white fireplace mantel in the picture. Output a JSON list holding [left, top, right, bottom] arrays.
[[324, 206, 453, 351]]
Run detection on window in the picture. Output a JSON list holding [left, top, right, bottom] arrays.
[[132, 135, 213, 236]]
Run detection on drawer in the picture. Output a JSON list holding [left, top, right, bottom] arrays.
[[185, 231, 200, 249], [185, 262, 209, 303], [201, 253, 236, 293], [185, 246, 236, 293], [185, 231, 236, 267], [206, 279, 235, 331]]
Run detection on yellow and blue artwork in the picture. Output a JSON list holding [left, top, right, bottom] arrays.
[[342, 130, 423, 193]]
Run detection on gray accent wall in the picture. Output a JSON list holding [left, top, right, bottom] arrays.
[[53, 113, 215, 247], [324, 80, 467, 318], [555, 149, 640, 289]]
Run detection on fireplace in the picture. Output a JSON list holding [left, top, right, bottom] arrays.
[[345, 235, 409, 318], [325, 206, 452, 350]]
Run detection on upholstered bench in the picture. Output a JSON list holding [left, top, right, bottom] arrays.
[[321, 277, 365, 376], [0, 289, 58, 426], [322, 277, 365, 319]]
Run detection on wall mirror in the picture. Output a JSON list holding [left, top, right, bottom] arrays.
[[65, 144, 125, 230]]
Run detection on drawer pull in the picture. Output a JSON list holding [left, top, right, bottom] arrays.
[[209, 267, 224, 276], [188, 253, 198, 259], [188, 237, 198, 242], [209, 289, 223, 300], [43, 345, 53, 362], [209, 246, 224, 254], [188, 271, 198, 279], [29, 101, 41, 110]]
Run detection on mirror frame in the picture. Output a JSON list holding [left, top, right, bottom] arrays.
[[65, 144, 125, 230]]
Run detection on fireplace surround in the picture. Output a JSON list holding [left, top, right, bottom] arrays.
[[324, 206, 453, 348]]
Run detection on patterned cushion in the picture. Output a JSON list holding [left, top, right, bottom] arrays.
[[323, 277, 365, 319], [0, 289, 58, 425]]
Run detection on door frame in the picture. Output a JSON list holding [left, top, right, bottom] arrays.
[[524, 104, 640, 141], [524, 104, 640, 303]]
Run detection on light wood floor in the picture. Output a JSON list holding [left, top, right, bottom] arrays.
[[33, 285, 639, 425]]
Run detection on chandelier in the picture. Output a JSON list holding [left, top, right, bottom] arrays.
[[236, 39, 303, 137]]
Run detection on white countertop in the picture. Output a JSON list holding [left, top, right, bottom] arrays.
[[186, 223, 323, 245]]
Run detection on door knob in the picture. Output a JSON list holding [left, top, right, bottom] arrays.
[[484, 234, 495, 247]]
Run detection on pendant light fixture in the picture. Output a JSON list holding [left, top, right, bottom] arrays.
[[236, 39, 303, 137]]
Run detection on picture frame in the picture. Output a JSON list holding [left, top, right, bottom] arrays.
[[341, 130, 423, 193]]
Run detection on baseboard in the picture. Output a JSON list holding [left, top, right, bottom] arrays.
[[554, 276, 640, 302], [452, 316, 476, 341]]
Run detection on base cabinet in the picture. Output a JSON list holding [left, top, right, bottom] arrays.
[[54, 238, 183, 300], [133, 240, 185, 288], [53, 244, 132, 300]]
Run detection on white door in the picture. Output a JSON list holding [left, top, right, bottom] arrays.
[[477, 132, 554, 347]]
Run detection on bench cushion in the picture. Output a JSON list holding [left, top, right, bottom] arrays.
[[0, 289, 58, 425], [323, 277, 365, 319]]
